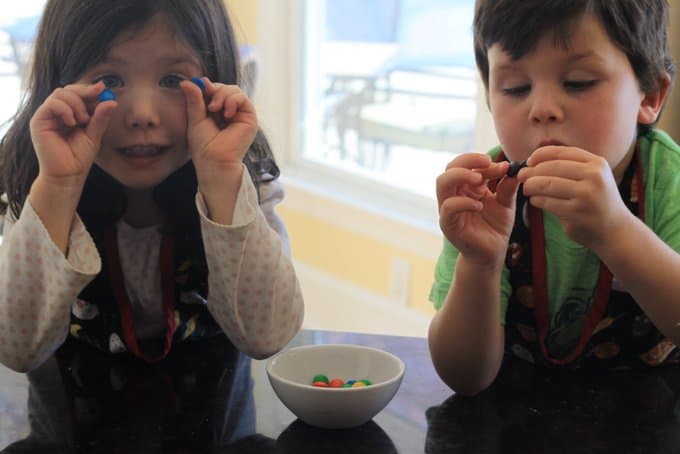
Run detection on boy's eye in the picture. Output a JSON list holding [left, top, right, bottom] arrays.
[[502, 85, 530, 96], [564, 80, 597, 91], [95, 74, 123, 88], [160, 74, 185, 88]]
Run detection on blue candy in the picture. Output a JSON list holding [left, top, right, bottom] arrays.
[[190, 77, 206, 91], [98, 88, 116, 102]]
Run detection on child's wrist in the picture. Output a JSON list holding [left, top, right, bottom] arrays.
[[457, 252, 505, 275], [32, 173, 86, 203], [194, 161, 243, 191]]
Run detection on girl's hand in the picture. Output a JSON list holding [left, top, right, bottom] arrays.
[[437, 153, 520, 269], [518, 146, 631, 249], [29, 82, 117, 187], [182, 78, 258, 184]]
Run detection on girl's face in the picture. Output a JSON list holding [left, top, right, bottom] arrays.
[[487, 13, 656, 182], [77, 14, 202, 191]]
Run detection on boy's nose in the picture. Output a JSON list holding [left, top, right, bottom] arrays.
[[529, 91, 563, 124]]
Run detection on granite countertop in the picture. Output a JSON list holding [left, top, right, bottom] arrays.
[[0, 329, 678, 453]]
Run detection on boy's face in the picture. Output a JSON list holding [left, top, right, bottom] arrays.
[[77, 14, 202, 191], [486, 13, 654, 181]]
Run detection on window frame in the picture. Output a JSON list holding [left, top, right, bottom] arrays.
[[256, 0, 497, 250]]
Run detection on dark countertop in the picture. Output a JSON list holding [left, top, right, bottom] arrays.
[[0, 329, 679, 453]]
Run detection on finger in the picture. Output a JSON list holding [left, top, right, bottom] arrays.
[[436, 167, 484, 203], [520, 159, 590, 183], [445, 152, 492, 171], [439, 196, 483, 217], [64, 82, 110, 116], [51, 87, 93, 124], [476, 161, 509, 180], [522, 176, 576, 200], [33, 98, 80, 128], [527, 195, 575, 217], [180, 78, 208, 125], [204, 83, 233, 112], [527, 145, 592, 166], [223, 91, 253, 119], [85, 100, 118, 146]]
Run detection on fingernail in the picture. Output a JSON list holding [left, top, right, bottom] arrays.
[[98, 88, 116, 102], [191, 77, 206, 91]]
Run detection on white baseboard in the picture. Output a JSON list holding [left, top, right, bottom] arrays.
[[295, 261, 430, 338]]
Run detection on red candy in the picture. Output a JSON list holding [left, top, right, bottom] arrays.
[[312, 381, 329, 387], [329, 378, 345, 388]]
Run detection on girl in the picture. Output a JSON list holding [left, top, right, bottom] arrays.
[[0, 0, 304, 372]]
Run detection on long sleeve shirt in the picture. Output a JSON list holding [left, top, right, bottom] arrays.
[[0, 168, 304, 372]]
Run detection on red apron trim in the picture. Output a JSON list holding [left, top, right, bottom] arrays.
[[104, 227, 177, 363], [494, 148, 644, 365]]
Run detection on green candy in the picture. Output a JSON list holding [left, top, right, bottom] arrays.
[[342, 383, 353, 388], [312, 374, 329, 384], [359, 379, 372, 386]]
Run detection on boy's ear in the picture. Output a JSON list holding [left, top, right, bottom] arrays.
[[638, 72, 672, 125]]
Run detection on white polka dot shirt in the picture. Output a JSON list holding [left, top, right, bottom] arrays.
[[0, 169, 304, 372]]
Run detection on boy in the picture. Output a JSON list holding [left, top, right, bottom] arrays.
[[428, 0, 678, 396]]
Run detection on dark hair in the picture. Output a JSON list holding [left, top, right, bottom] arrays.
[[0, 0, 279, 233], [473, 0, 675, 96]]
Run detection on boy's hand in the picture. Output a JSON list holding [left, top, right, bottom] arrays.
[[437, 153, 520, 269], [518, 145, 630, 249], [182, 77, 258, 187], [29, 82, 117, 188]]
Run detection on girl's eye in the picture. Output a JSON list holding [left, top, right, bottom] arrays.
[[160, 74, 184, 88], [564, 80, 597, 91], [96, 74, 123, 88], [502, 85, 530, 96]]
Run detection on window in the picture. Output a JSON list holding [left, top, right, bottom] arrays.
[[257, 0, 495, 227], [0, 2, 44, 138], [305, 0, 477, 198]]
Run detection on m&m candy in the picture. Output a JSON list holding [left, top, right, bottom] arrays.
[[310, 374, 372, 388], [506, 159, 527, 177], [191, 77, 206, 91], [98, 88, 116, 102], [312, 374, 329, 384]]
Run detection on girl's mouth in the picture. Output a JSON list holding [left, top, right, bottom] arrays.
[[118, 146, 168, 157]]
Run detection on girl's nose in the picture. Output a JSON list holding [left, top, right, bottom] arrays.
[[122, 91, 160, 129], [528, 90, 564, 124]]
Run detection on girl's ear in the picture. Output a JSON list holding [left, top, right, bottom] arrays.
[[638, 72, 672, 125]]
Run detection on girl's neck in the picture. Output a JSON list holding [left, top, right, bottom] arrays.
[[123, 188, 164, 228]]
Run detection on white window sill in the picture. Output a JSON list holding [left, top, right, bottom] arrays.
[[280, 161, 443, 261]]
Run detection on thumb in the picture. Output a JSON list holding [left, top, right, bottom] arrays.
[[181, 77, 208, 126], [85, 101, 117, 146]]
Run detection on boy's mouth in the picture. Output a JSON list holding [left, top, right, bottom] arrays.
[[537, 140, 565, 148]]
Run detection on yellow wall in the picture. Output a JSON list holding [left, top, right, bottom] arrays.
[[658, 2, 679, 141], [225, 0, 438, 319], [278, 205, 437, 316], [224, 0, 258, 45]]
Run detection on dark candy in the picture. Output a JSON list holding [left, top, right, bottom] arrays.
[[507, 160, 527, 177]]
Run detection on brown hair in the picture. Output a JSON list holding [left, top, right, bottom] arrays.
[[0, 0, 279, 225], [473, 0, 675, 96]]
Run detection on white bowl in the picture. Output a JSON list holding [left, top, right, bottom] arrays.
[[266, 344, 405, 429]]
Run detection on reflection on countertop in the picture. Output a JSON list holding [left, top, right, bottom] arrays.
[[1, 329, 680, 453]]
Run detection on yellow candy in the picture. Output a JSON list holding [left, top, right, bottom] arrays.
[[351, 381, 366, 387]]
